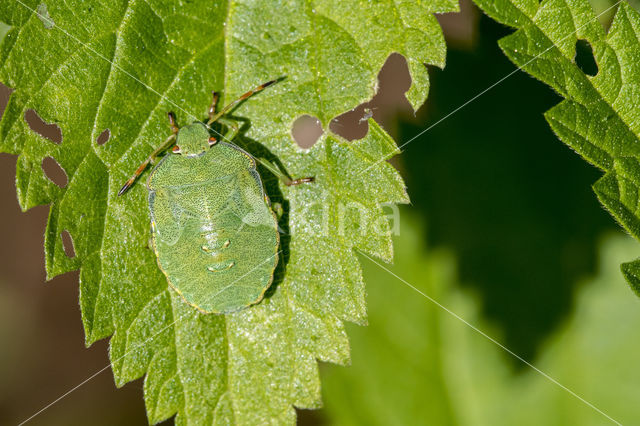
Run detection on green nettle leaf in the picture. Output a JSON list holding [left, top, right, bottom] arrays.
[[0, 0, 456, 423], [323, 212, 640, 425], [469, 0, 640, 291]]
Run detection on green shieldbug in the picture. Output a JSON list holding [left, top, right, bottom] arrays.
[[118, 81, 313, 314]]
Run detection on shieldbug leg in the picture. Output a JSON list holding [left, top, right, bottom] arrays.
[[256, 157, 315, 187], [217, 117, 240, 142], [118, 131, 177, 196], [208, 91, 219, 122], [271, 202, 284, 219], [168, 111, 179, 134], [283, 176, 315, 186], [118, 113, 183, 196], [207, 78, 280, 125]]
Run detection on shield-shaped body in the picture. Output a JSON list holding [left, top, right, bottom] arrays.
[[147, 141, 279, 313]]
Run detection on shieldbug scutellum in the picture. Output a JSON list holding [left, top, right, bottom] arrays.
[[118, 80, 313, 314]]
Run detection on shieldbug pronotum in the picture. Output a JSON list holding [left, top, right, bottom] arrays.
[[118, 80, 313, 314]]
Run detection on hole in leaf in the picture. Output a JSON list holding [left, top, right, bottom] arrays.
[[330, 107, 370, 141], [575, 39, 598, 76], [41, 156, 68, 187], [330, 53, 413, 141], [96, 128, 111, 145], [25, 109, 62, 144], [436, 0, 479, 49], [61, 230, 76, 258], [292, 115, 323, 149], [0, 82, 12, 121]]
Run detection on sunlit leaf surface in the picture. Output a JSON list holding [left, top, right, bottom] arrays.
[[0, 0, 456, 422]]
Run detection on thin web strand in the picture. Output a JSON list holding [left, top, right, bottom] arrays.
[[359, 252, 622, 426], [356, 0, 624, 176], [11, 0, 291, 184], [17, 251, 281, 425], [6, 0, 626, 424]]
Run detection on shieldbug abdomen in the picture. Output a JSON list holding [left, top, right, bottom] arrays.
[[119, 81, 313, 314]]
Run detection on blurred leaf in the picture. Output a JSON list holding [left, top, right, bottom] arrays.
[[0, 0, 457, 423], [321, 212, 506, 426], [400, 16, 615, 359], [322, 212, 640, 424], [493, 234, 640, 425], [471, 0, 640, 292]]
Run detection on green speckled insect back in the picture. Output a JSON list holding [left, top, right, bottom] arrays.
[[147, 124, 279, 314]]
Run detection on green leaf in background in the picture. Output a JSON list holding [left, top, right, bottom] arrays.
[[322, 211, 640, 425], [0, 0, 457, 423], [468, 0, 640, 290]]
